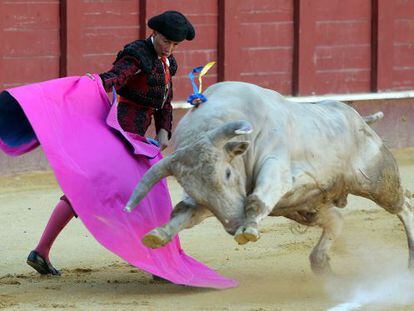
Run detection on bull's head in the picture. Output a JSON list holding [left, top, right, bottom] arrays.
[[125, 120, 253, 234]]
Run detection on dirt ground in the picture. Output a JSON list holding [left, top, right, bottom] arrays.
[[1, 149, 414, 311]]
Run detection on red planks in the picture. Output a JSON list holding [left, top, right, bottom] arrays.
[[376, 0, 395, 91], [392, 0, 414, 91], [1, 1, 414, 98], [296, 0, 371, 95], [375, 0, 414, 92], [2, 0, 60, 88], [225, 0, 294, 95], [294, 0, 316, 95], [64, 0, 140, 76]]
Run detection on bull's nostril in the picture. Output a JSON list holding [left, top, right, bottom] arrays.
[[224, 219, 243, 235], [225, 227, 237, 236], [224, 227, 237, 235]]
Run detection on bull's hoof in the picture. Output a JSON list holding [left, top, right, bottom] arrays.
[[408, 257, 414, 271], [142, 228, 171, 249], [311, 263, 332, 276], [310, 253, 332, 275], [234, 226, 260, 245]]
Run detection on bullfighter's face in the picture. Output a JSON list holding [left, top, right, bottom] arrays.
[[152, 31, 179, 58]]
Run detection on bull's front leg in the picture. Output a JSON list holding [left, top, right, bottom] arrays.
[[235, 155, 292, 245], [142, 197, 212, 248]]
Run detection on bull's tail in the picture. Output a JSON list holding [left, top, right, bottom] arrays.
[[363, 111, 384, 125]]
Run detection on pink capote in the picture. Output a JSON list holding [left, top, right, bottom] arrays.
[[3, 75, 237, 289]]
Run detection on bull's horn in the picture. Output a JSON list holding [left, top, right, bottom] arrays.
[[124, 156, 173, 212], [209, 120, 253, 146]]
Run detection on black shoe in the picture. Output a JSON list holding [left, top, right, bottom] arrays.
[[26, 250, 61, 276], [152, 274, 170, 283]]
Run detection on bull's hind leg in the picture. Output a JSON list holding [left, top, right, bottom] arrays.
[[286, 207, 344, 274], [397, 191, 414, 269], [309, 208, 344, 274], [372, 189, 414, 269], [142, 197, 212, 248], [353, 146, 414, 269]]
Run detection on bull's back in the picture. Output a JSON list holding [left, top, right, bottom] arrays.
[[285, 99, 383, 169], [175, 82, 383, 164]]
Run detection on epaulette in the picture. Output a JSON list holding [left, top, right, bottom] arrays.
[[114, 40, 154, 73]]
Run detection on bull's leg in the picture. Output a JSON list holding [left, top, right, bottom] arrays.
[[353, 146, 414, 269], [371, 189, 414, 269], [284, 207, 344, 274], [235, 156, 292, 245], [308, 208, 344, 274], [397, 191, 414, 269], [142, 198, 212, 248]]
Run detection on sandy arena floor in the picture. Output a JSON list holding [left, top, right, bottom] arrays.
[[1, 149, 414, 310]]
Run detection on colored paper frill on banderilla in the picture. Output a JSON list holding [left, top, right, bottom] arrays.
[[186, 61, 216, 106]]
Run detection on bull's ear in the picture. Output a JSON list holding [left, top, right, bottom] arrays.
[[224, 141, 250, 159]]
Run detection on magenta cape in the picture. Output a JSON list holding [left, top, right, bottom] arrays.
[[0, 75, 237, 289]]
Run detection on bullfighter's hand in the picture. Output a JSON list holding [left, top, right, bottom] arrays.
[[86, 73, 112, 102], [86, 72, 95, 81], [156, 129, 169, 151]]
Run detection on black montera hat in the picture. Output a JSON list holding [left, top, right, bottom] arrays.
[[148, 11, 195, 42]]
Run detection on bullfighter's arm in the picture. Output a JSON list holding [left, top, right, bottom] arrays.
[[154, 85, 173, 140], [99, 56, 141, 92]]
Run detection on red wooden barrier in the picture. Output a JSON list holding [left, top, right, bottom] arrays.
[[1, 0, 414, 96], [222, 0, 294, 94], [2, 0, 60, 88]]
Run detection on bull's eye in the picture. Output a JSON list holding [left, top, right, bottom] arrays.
[[225, 168, 231, 179]]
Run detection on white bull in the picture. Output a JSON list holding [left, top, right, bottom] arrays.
[[125, 81, 414, 274]]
